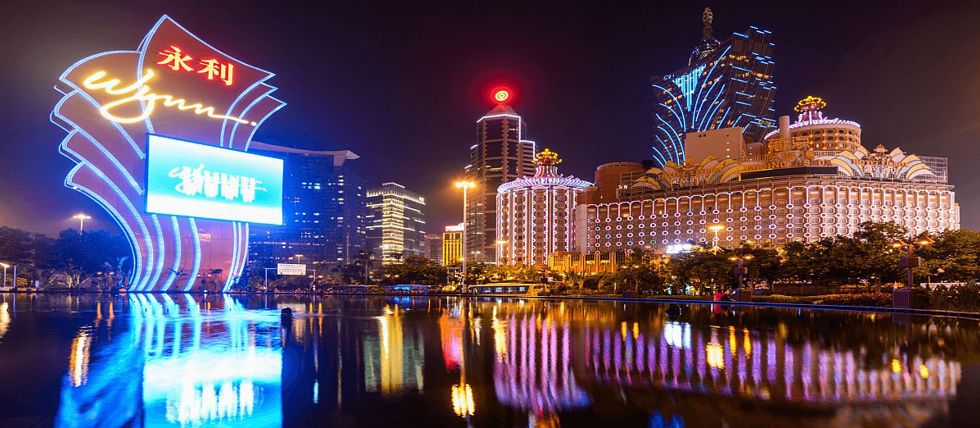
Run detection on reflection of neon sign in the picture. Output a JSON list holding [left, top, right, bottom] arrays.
[[82, 70, 255, 125]]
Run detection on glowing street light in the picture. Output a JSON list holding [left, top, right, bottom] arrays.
[[454, 180, 476, 292], [708, 223, 725, 249], [495, 240, 508, 265], [73, 213, 92, 232], [0, 262, 9, 288]]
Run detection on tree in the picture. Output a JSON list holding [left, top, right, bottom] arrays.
[[379, 256, 447, 285], [917, 229, 980, 282]]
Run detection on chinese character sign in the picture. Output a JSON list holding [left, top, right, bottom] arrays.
[[146, 135, 283, 225]]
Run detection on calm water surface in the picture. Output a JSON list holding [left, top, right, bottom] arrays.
[[1, 293, 980, 427]]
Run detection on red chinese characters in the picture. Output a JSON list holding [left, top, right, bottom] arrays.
[[156, 45, 234, 86]]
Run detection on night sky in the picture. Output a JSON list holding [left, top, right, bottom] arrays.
[[1, 1, 978, 235]]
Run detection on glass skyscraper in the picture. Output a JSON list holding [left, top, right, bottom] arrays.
[[651, 8, 776, 166], [248, 142, 367, 269], [365, 182, 427, 265]]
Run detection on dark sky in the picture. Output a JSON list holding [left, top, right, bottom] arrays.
[[1, 0, 978, 236]]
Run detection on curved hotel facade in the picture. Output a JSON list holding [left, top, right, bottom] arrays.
[[575, 97, 959, 254]]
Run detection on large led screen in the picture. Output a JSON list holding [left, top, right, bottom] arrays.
[[146, 135, 283, 224]]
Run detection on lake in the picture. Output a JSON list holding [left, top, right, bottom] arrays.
[[1, 293, 978, 427]]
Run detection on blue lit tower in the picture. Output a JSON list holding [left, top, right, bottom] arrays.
[[651, 7, 776, 166]]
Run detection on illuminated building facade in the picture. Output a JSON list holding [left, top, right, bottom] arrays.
[[51, 16, 285, 291], [365, 182, 426, 264], [651, 7, 776, 166], [496, 149, 591, 266], [423, 233, 443, 264], [248, 142, 366, 267], [442, 224, 464, 266], [464, 90, 537, 263], [580, 97, 959, 253]]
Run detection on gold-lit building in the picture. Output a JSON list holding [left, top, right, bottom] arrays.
[[577, 97, 959, 253], [442, 223, 464, 266], [496, 149, 592, 266]]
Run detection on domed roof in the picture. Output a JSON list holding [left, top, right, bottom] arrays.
[[497, 149, 592, 193]]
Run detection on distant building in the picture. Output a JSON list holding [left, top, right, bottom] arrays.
[[248, 142, 366, 268], [496, 149, 591, 266], [442, 224, 464, 266], [651, 7, 776, 166], [578, 97, 959, 255], [423, 233, 443, 264], [464, 96, 536, 264], [365, 182, 426, 265]]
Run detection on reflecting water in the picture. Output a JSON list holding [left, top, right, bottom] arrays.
[[1, 293, 980, 427]]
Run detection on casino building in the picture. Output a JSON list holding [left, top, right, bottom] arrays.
[[573, 97, 959, 258], [651, 7, 776, 166], [496, 149, 592, 266], [248, 142, 367, 268]]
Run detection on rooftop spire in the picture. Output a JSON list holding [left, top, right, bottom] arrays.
[[702, 7, 714, 41]]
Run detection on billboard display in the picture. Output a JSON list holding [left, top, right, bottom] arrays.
[[276, 263, 307, 276], [146, 135, 283, 225]]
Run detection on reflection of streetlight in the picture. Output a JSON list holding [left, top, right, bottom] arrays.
[[73, 213, 92, 232], [451, 382, 475, 417], [454, 180, 476, 292], [708, 224, 725, 249]]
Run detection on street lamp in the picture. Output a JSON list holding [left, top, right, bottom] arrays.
[[454, 180, 476, 292], [891, 236, 933, 290], [708, 224, 725, 250], [728, 254, 754, 289], [73, 213, 92, 232], [495, 240, 508, 265], [0, 262, 8, 288]]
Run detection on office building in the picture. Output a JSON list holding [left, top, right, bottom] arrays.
[[496, 149, 591, 266], [365, 182, 427, 264], [423, 233, 443, 264], [651, 7, 776, 166], [464, 94, 537, 263], [442, 224, 464, 266], [248, 142, 367, 268]]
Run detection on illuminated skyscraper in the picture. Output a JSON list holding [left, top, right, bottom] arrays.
[[651, 7, 776, 166], [365, 182, 426, 264], [248, 142, 367, 268], [464, 88, 536, 263], [442, 224, 464, 266]]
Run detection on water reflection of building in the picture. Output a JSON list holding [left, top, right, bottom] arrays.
[[363, 305, 425, 393], [583, 321, 960, 403], [492, 311, 590, 413]]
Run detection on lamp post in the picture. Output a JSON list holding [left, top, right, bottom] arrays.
[[495, 240, 507, 265], [0, 262, 8, 289], [708, 224, 725, 250], [73, 213, 92, 232], [728, 254, 754, 289], [890, 236, 933, 309], [454, 180, 476, 293]]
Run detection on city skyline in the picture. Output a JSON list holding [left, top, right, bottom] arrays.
[[1, 1, 979, 236]]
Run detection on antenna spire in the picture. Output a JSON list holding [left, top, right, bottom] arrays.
[[702, 7, 714, 41]]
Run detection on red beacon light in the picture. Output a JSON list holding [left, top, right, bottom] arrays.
[[489, 86, 513, 105]]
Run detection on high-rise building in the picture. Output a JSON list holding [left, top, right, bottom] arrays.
[[496, 149, 592, 266], [464, 89, 537, 264], [365, 182, 427, 264], [248, 142, 367, 269], [423, 233, 443, 264], [442, 224, 464, 266], [651, 7, 776, 166]]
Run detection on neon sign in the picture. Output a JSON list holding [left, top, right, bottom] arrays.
[[51, 16, 285, 292], [82, 70, 255, 125], [488, 85, 514, 105], [157, 45, 235, 86]]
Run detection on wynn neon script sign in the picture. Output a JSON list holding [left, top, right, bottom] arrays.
[[82, 70, 255, 126]]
